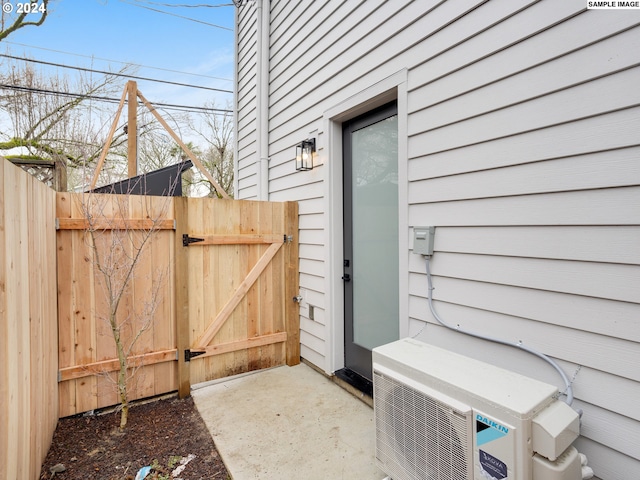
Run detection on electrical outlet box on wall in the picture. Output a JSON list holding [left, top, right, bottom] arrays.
[[413, 226, 435, 256]]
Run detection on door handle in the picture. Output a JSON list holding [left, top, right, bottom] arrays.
[[342, 274, 351, 282]]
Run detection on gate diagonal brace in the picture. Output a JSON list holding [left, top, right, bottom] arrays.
[[183, 234, 205, 247], [184, 349, 206, 362]]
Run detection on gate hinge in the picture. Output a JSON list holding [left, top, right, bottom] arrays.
[[183, 234, 205, 247], [184, 349, 206, 362]]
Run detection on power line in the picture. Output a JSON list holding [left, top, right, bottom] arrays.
[[0, 84, 233, 115], [129, 1, 233, 8], [0, 53, 233, 94], [3, 41, 234, 83], [119, 0, 234, 31]]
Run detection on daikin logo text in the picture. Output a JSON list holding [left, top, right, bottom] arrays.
[[476, 415, 509, 434]]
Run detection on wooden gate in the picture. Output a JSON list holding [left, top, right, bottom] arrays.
[[175, 197, 300, 394], [56, 193, 299, 417]]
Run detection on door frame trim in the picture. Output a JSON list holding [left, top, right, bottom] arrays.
[[322, 69, 409, 375]]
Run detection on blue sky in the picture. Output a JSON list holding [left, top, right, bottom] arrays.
[[2, 0, 236, 110]]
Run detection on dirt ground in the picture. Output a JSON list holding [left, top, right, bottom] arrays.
[[39, 395, 230, 480]]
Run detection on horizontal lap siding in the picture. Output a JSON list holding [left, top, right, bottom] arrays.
[[236, 1, 638, 476], [264, 0, 452, 372], [263, 0, 391, 370], [410, 29, 640, 132], [409, 12, 640, 107], [409, 148, 640, 201], [236, 4, 258, 199], [406, 4, 640, 479], [575, 437, 639, 480], [408, 286, 640, 382], [410, 108, 640, 180], [412, 69, 640, 154], [410, 274, 640, 342]]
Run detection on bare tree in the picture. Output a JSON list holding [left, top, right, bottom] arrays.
[[81, 192, 172, 431], [168, 140, 201, 196], [0, 58, 218, 194], [137, 109, 193, 173], [189, 100, 234, 198], [0, 0, 49, 42], [0, 61, 133, 189]]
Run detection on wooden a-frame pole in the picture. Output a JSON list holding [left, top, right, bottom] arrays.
[[136, 90, 230, 199], [127, 80, 138, 179], [90, 81, 230, 199]]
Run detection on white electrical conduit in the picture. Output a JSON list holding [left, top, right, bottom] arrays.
[[424, 257, 575, 406]]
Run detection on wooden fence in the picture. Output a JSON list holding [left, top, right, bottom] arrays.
[[1, 158, 300, 478], [56, 193, 179, 416], [0, 159, 59, 480], [57, 193, 300, 417]]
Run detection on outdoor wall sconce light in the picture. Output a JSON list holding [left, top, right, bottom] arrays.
[[295, 138, 315, 171]]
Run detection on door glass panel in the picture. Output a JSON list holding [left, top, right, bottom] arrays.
[[351, 114, 398, 350]]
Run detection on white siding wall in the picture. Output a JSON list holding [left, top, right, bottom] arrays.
[[235, 4, 259, 199], [235, 1, 640, 478]]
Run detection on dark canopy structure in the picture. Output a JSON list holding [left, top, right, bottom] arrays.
[[91, 160, 192, 196]]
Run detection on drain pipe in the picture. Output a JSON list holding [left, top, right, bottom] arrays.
[[256, 0, 270, 200]]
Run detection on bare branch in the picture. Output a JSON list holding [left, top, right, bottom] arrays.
[[0, 0, 49, 42]]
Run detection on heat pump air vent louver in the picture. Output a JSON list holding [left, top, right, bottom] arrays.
[[374, 368, 472, 480]]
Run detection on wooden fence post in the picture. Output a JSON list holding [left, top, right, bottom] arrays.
[[174, 197, 191, 398], [284, 201, 300, 366]]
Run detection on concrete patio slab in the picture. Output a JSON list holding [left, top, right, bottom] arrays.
[[192, 362, 388, 480]]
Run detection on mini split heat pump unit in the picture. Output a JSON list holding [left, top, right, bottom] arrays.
[[373, 338, 582, 480]]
